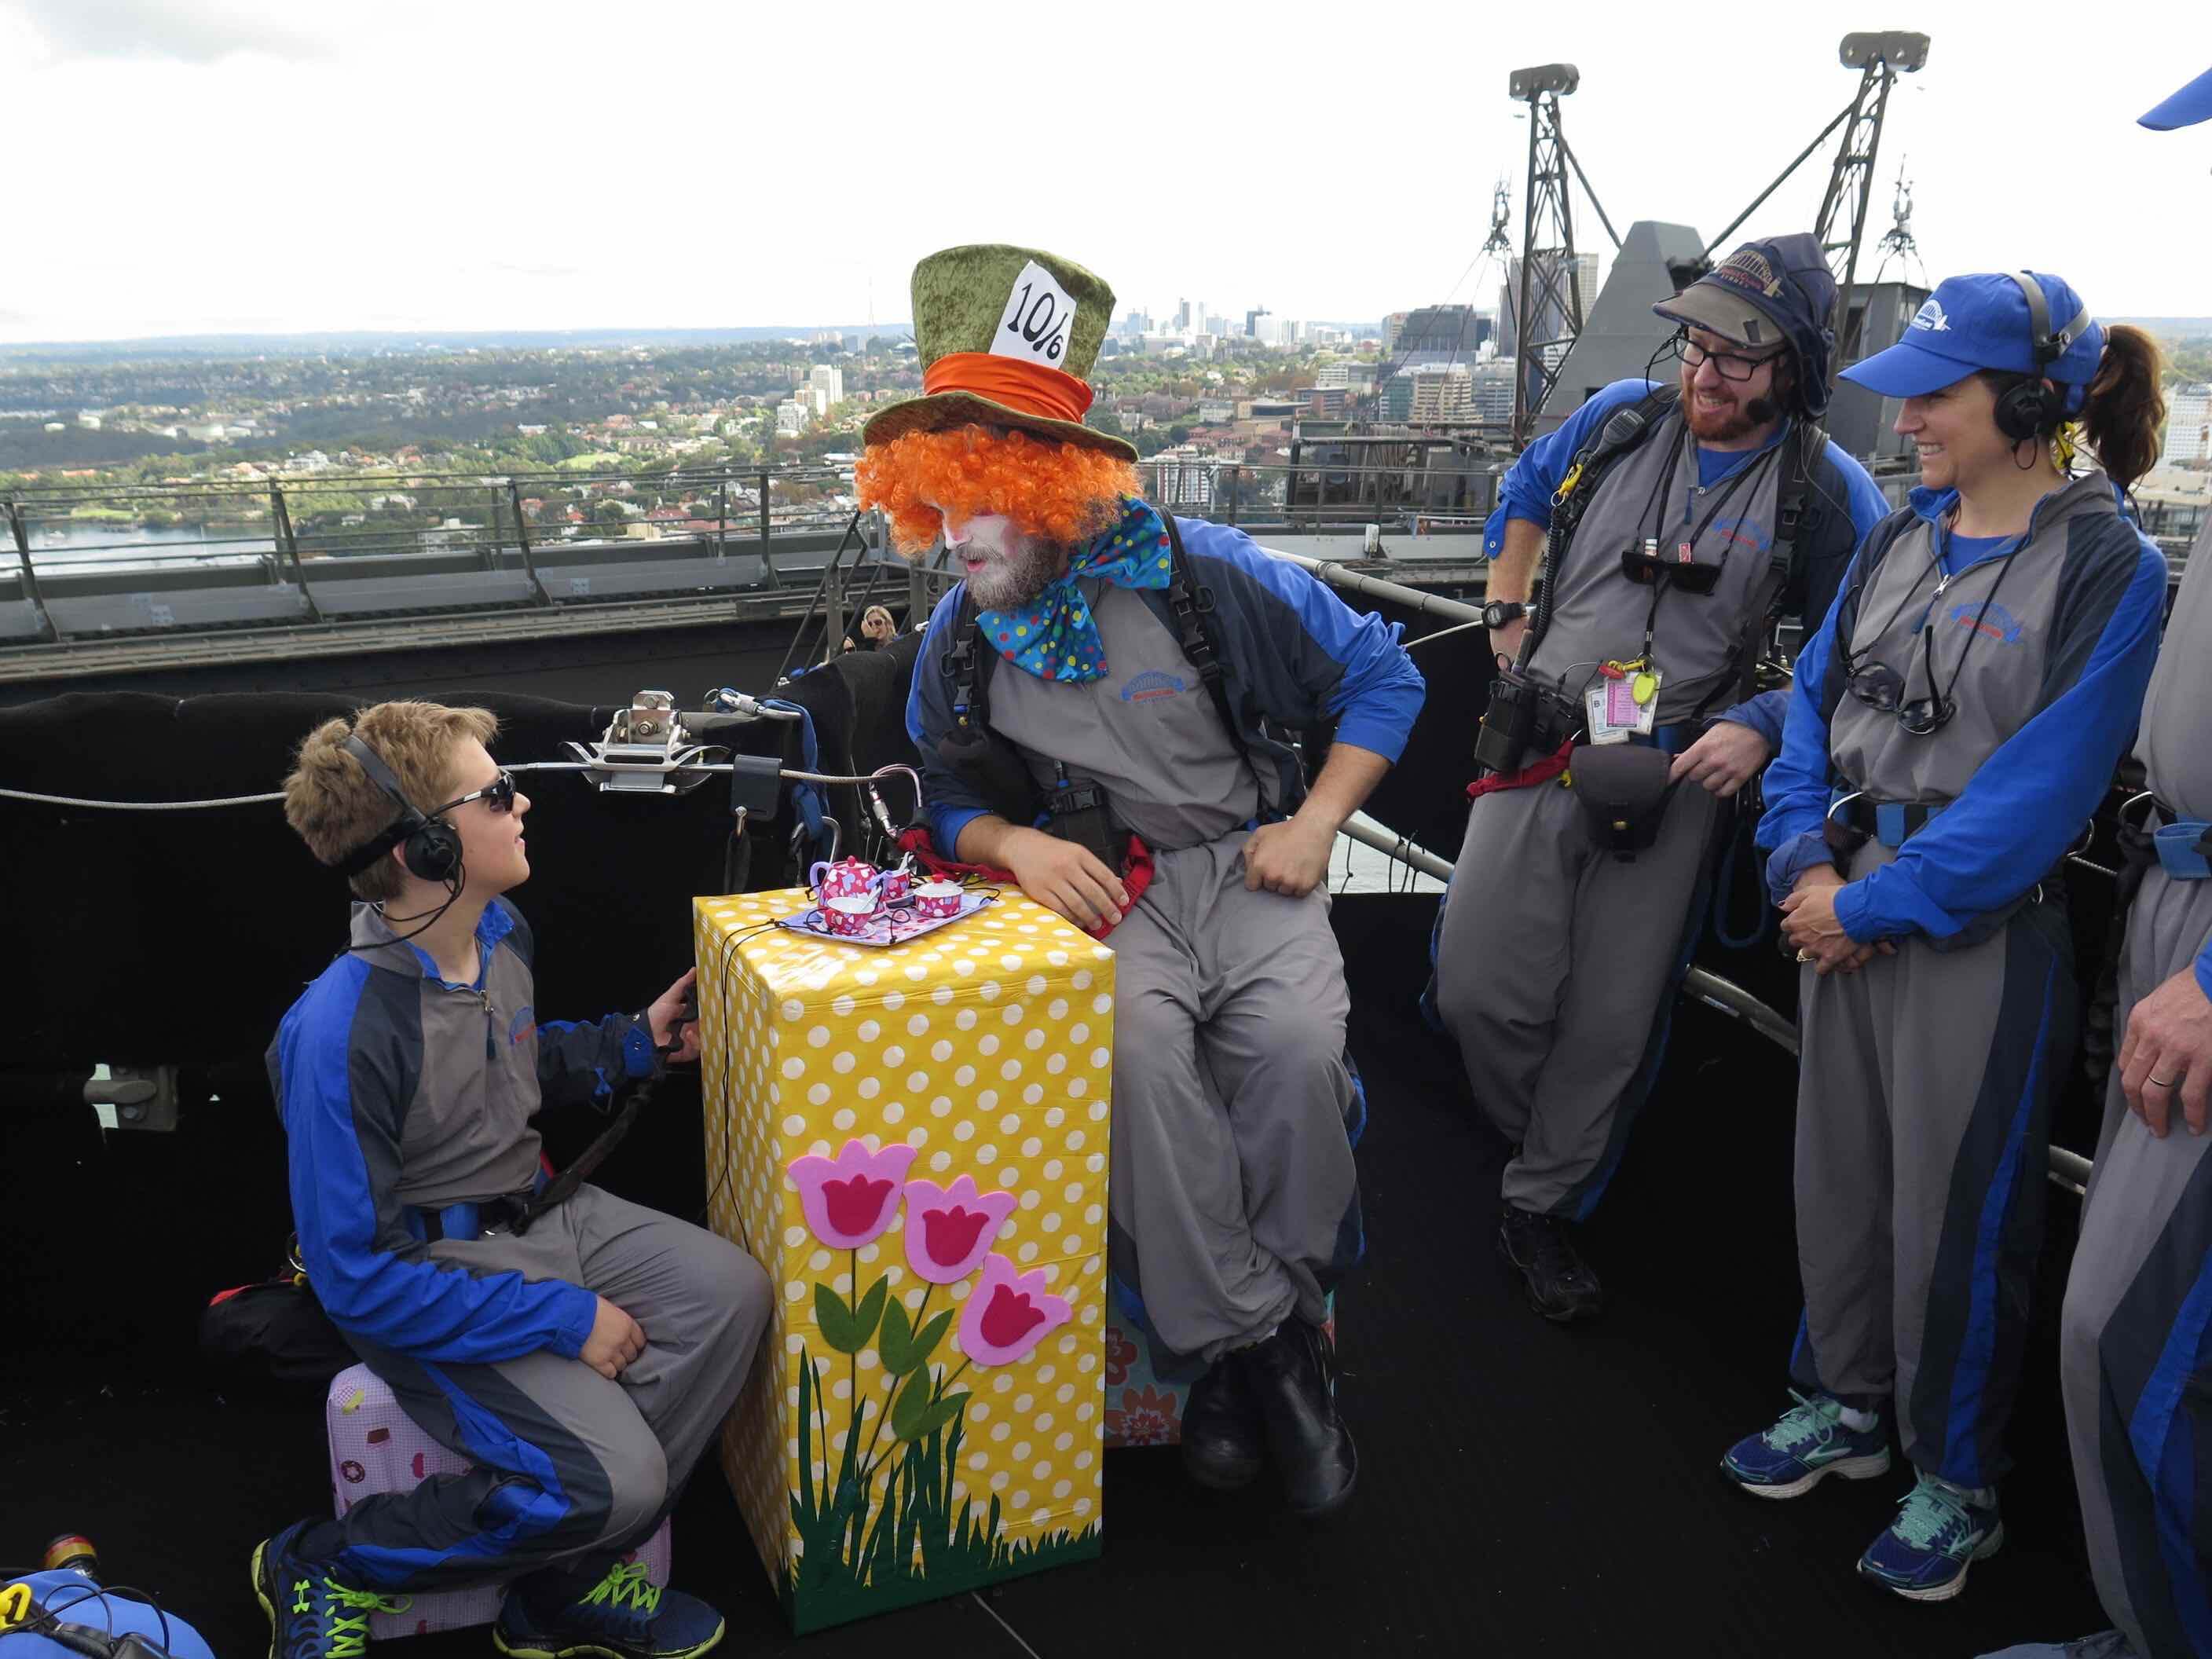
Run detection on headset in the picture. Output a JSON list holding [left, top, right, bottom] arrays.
[[335, 733, 462, 883], [1992, 271, 2094, 443]]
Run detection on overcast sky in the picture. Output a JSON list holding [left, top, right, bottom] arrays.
[[2, 0, 2207, 345]]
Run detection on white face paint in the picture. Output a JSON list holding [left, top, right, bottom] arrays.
[[938, 508, 1062, 610]]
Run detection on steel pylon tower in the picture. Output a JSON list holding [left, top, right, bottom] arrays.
[[1508, 64, 1584, 446], [1872, 161, 1925, 286], [1815, 32, 1929, 366]]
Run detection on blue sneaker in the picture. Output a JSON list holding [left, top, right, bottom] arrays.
[[494, 1561, 723, 1659], [1976, 1635, 2137, 1657], [1721, 1390, 1892, 1499], [1858, 1471, 2004, 1601], [250, 1520, 410, 1659]]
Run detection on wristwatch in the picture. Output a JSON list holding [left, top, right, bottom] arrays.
[[1481, 599, 1528, 631]]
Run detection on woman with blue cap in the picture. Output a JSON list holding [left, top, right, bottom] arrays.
[[1716, 260, 2170, 1605], [1982, 63, 2212, 1659]]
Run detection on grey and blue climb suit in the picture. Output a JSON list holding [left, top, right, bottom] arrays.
[[1759, 471, 2166, 1486], [268, 899, 771, 1592], [910, 511, 1424, 1366], [2060, 511, 2212, 1657], [1435, 379, 1888, 1218]]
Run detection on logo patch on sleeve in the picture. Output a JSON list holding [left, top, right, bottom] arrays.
[[508, 1005, 537, 1046], [1119, 669, 1188, 703]]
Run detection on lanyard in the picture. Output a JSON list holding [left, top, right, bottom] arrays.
[[1631, 430, 1778, 667]]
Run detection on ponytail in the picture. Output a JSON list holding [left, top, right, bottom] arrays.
[[2080, 324, 2166, 491]]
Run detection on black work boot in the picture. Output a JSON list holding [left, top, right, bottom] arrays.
[[1181, 1353, 1265, 1490], [1498, 1203, 1605, 1322], [1238, 1319, 1357, 1518]]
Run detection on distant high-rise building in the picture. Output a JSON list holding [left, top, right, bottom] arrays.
[[1470, 360, 1516, 423], [2164, 383, 2211, 466], [1382, 312, 1410, 353], [1389, 306, 1489, 364], [1314, 363, 1350, 390], [1409, 364, 1474, 422], [808, 365, 844, 408], [1497, 254, 1599, 359]]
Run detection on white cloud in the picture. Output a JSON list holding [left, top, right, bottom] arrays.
[[4, 0, 340, 64], [0, 0, 2206, 344]]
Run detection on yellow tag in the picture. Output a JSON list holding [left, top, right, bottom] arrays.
[[1632, 672, 1658, 705], [342, 1387, 366, 1414], [1, 1584, 31, 1630]]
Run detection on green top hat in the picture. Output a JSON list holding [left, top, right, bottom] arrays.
[[862, 244, 1137, 461]]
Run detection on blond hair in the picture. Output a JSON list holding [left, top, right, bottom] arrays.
[[283, 701, 499, 901]]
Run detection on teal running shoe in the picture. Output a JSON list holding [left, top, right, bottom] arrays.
[[1721, 1390, 1891, 1499], [1859, 1471, 2004, 1601]]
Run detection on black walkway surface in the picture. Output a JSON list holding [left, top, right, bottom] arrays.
[[2, 891, 2108, 1657]]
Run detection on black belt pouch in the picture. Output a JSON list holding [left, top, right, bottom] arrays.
[[1567, 742, 1678, 859]]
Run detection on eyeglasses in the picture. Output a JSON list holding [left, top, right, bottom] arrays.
[[1664, 331, 1784, 383], [1621, 540, 1724, 595], [430, 769, 518, 817], [1844, 634, 1955, 736]]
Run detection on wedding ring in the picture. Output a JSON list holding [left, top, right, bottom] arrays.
[[2149, 1075, 2177, 1088], [1796, 950, 1813, 963]]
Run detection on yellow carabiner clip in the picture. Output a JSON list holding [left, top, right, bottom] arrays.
[[1549, 460, 1585, 509], [0, 1582, 33, 1631]]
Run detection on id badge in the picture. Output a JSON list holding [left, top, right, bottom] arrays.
[[1585, 671, 1661, 743]]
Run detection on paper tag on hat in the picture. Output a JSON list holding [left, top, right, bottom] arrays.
[[991, 260, 1079, 368]]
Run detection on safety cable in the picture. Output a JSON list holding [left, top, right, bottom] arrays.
[[0, 762, 924, 814]]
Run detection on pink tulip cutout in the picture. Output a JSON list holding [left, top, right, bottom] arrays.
[[787, 1138, 917, 1250], [900, 1175, 1018, 1285], [957, 1252, 1072, 1368]]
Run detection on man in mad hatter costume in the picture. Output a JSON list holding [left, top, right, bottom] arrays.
[[863, 245, 1424, 1517]]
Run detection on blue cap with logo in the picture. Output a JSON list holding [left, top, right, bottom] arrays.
[[2142, 65, 2212, 130], [1837, 271, 2103, 416], [1650, 233, 1839, 415]]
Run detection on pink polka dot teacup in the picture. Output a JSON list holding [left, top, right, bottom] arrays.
[[817, 895, 877, 937]]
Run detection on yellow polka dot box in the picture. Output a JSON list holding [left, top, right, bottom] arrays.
[[694, 888, 1115, 1634]]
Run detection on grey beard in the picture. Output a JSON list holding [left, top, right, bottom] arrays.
[[962, 541, 1066, 610]]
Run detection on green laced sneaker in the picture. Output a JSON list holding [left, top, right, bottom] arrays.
[[495, 1558, 723, 1659], [251, 1522, 411, 1659]]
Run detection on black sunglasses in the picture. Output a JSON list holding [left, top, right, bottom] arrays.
[[1844, 633, 1955, 736], [430, 769, 518, 817], [1621, 541, 1724, 595]]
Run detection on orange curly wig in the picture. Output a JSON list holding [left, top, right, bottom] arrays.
[[855, 425, 1141, 558]]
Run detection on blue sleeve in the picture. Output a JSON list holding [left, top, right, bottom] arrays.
[[1714, 687, 1787, 749], [906, 585, 992, 855], [1183, 519, 1426, 762], [273, 963, 596, 1364], [1835, 533, 2168, 943], [534, 1012, 653, 1110], [1822, 440, 1893, 542], [1482, 379, 1663, 557], [1756, 547, 1860, 903]]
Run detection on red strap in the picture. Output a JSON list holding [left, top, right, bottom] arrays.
[[896, 826, 1152, 939], [1466, 737, 1576, 801]]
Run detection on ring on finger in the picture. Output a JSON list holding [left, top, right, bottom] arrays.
[[2149, 1074, 2177, 1089]]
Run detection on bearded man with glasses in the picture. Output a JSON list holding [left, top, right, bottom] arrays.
[[1432, 235, 1890, 1323]]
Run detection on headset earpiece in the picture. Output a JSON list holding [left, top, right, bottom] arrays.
[[1995, 271, 2090, 444], [339, 734, 462, 883]]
